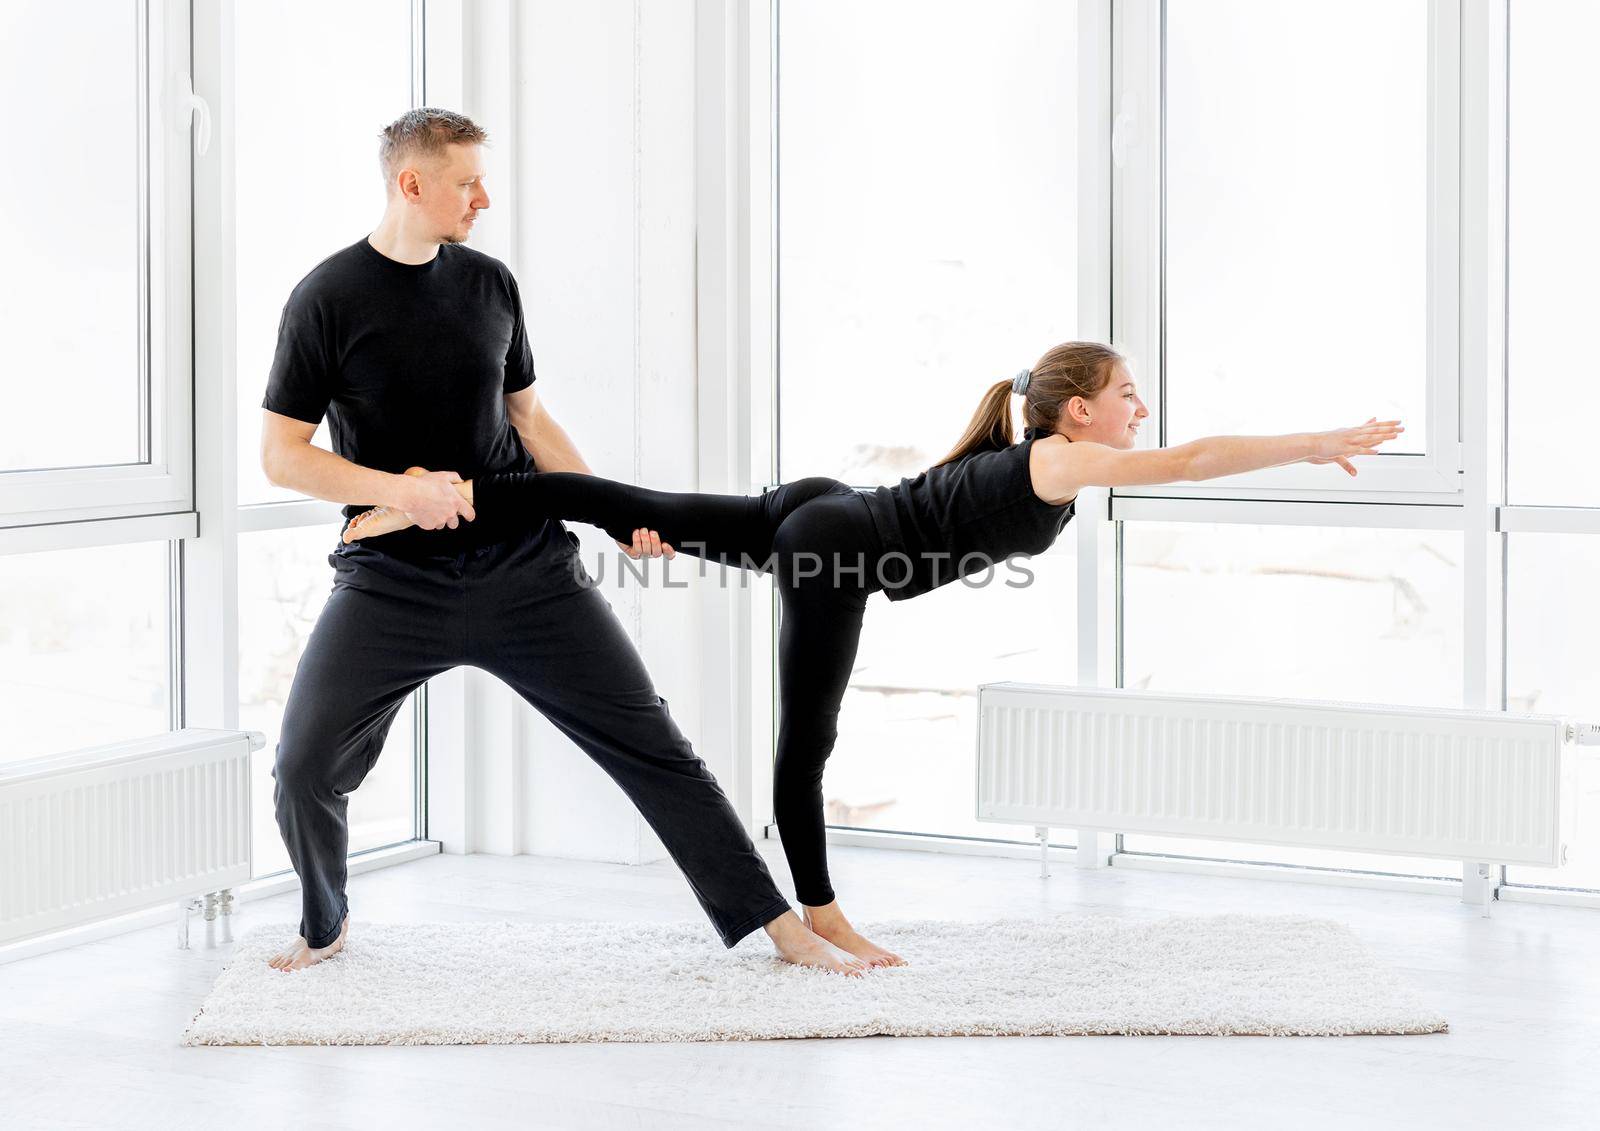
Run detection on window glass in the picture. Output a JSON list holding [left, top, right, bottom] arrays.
[[1, 1, 143, 472], [1506, 0, 1600, 505], [1124, 522, 1462, 707], [777, 0, 1078, 486], [0, 542, 170, 764], [1506, 534, 1600, 892], [1165, 0, 1429, 453]]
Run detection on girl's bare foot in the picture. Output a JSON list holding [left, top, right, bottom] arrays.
[[266, 914, 349, 972], [762, 910, 869, 976], [343, 467, 473, 543], [802, 901, 907, 968]]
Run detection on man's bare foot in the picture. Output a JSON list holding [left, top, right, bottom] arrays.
[[266, 914, 349, 972], [342, 467, 474, 544], [802, 901, 907, 968], [762, 910, 869, 976]]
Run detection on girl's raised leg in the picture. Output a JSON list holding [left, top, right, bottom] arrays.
[[346, 468, 851, 573], [472, 471, 780, 568]]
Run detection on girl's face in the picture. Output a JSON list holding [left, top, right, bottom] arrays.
[[1068, 363, 1149, 448]]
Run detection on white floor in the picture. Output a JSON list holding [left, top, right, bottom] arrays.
[[1, 841, 1597, 1131]]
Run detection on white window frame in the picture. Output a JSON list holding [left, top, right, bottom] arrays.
[[1111, 0, 1463, 503], [0, 0, 195, 533]]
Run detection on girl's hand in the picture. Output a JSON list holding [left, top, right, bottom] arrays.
[[1305, 417, 1404, 476], [617, 528, 677, 559]]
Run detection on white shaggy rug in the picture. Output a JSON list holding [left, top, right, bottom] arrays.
[[181, 913, 1447, 1045]]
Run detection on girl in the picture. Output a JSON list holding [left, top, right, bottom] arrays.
[[342, 342, 1402, 970]]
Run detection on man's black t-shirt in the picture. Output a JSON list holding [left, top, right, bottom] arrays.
[[262, 235, 539, 558]]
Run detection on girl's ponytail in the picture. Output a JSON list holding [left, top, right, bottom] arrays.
[[932, 378, 1015, 468]]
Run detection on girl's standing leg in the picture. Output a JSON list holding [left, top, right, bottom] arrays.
[[771, 567, 869, 911], [768, 492, 907, 967]]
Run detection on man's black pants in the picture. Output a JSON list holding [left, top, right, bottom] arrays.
[[270, 517, 792, 950]]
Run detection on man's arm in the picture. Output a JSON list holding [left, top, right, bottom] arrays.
[[261, 409, 474, 526], [504, 385, 592, 474], [261, 410, 410, 505]]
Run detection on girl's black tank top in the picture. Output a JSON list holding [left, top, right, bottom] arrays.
[[859, 424, 1076, 602]]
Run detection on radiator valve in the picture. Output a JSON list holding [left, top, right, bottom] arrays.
[[1566, 721, 1600, 746]]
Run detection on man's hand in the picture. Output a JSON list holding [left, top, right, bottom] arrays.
[[396, 470, 476, 530], [617, 528, 676, 559]]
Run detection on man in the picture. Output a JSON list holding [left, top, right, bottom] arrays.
[[260, 108, 862, 975]]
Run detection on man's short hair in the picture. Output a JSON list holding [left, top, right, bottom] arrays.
[[377, 107, 489, 192]]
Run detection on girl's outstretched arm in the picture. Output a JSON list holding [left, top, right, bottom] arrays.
[[1033, 418, 1404, 500]]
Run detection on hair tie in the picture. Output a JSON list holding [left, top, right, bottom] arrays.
[[1010, 369, 1032, 396]]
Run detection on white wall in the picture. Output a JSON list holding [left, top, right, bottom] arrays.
[[435, 0, 721, 865]]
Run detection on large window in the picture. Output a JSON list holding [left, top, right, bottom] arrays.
[[1115, 0, 1456, 498], [778, 0, 1081, 842], [1088, 0, 1509, 885], [771, 3, 1599, 902], [0, 2, 427, 884]]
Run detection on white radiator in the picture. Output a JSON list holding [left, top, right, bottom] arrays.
[[0, 728, 259, 947], [976, 683, 1574, 868]]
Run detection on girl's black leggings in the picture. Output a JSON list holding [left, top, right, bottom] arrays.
[[474, 470, 888, 907]]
